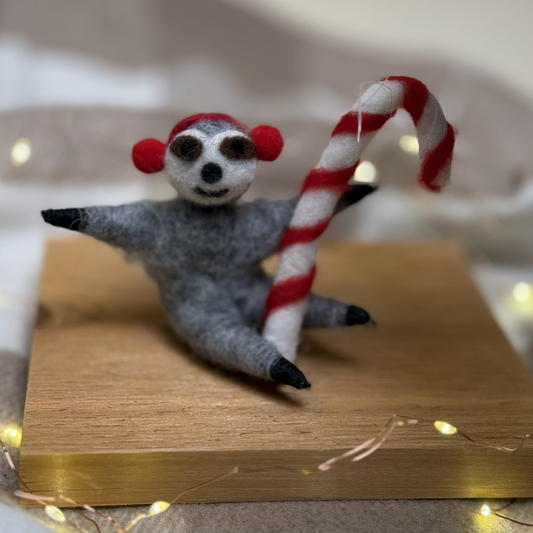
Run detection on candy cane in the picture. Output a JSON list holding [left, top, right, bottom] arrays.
[[263, 76, 456, 362]]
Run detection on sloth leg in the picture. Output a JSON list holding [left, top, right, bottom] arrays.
[[235, 278, 371, 330], [166, 292, 311, 389], [303, 293, 372, 328]]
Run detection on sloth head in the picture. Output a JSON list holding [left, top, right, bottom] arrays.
[[132, 113, 284, 206]]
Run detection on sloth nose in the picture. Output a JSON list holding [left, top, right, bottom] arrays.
[[201, 162, 223, 184]]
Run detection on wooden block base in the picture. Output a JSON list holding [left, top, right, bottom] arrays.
[[21, 239, 533, 505]]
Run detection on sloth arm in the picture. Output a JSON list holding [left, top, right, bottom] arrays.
[[41, 202, 160, 252], [235, 184, 376, 262]]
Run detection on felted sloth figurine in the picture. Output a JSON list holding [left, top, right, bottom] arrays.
[[42, 113, 375, 389]]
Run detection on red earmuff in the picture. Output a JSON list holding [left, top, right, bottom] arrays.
[[250, 125, 284, 161], [132, 138, 166, 173]]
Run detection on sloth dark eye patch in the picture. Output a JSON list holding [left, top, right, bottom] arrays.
[[219, 136, 256, 160], [169, 135, 203, 162]]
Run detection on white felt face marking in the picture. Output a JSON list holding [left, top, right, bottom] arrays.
[[165, 128, 258, 206]]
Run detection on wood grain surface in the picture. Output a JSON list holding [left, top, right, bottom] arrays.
[[20, 238, 533, 505]]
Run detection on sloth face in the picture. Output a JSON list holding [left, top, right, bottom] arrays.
[[164, 123, 258, 206]]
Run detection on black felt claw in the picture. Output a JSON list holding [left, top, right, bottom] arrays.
[[335, 184, 377, 214], [270, 357, 311, 389], [346, 305, 371, 326], [41, 208, 87, 231]]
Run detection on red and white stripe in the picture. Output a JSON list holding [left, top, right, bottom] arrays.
[[262, 76, 456, 362]]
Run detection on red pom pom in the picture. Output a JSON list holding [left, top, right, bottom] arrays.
[[132, 138, 166, 173], [250, 125, 283, 161]]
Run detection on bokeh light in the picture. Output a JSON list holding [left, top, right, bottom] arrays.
[[45, 505, 66, 523], [149, 501, 170, 516], [513, 282, 532, 303], [480, 505, 491, 516], [354, 160, 378, 183], [10, 138, 32, 166], [434, 421, 457, 435], [2, 424, 22, 447], [399, 135, 419, 154]]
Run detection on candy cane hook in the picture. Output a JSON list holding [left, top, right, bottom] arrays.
[[263, 76, 456, 362]]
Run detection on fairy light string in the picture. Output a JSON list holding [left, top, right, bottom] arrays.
[[480, 499, 533, 527], [1, 414, 531, 533]]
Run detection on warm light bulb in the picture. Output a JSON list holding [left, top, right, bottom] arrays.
[[399, 135, 419, 154], [513, 282, 532, 303], [354, 161, 378, 183], [480, 505, 491, 516], [45, 505, 66, 523], [434, 421, 457, 435], [2, 425, 22, 447], [11, 138, 32, 166], [149, 501, 170, 516]]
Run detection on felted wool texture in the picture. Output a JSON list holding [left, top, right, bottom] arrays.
[[219, 136, 257, 161], [263, 77, 455, 363], [83, 197, 353, 380], [170, 135, 204, 163], [132, 138, 166, 173], [249, 125, 284, 161], [83, 202, 160, 252], [43, 187, 372, 386], [167, 115, 248, 143], [43, 110, 375, 386], [164, 126, 258, 207], [189, 119, 244, 137]]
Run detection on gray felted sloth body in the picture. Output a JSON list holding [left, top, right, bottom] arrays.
[[42, 114, 373, 389]]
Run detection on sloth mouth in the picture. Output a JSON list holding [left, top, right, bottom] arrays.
[[193, 186, 229, 198]]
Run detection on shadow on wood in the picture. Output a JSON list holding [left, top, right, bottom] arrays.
[[20, 238, 533, 506]]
